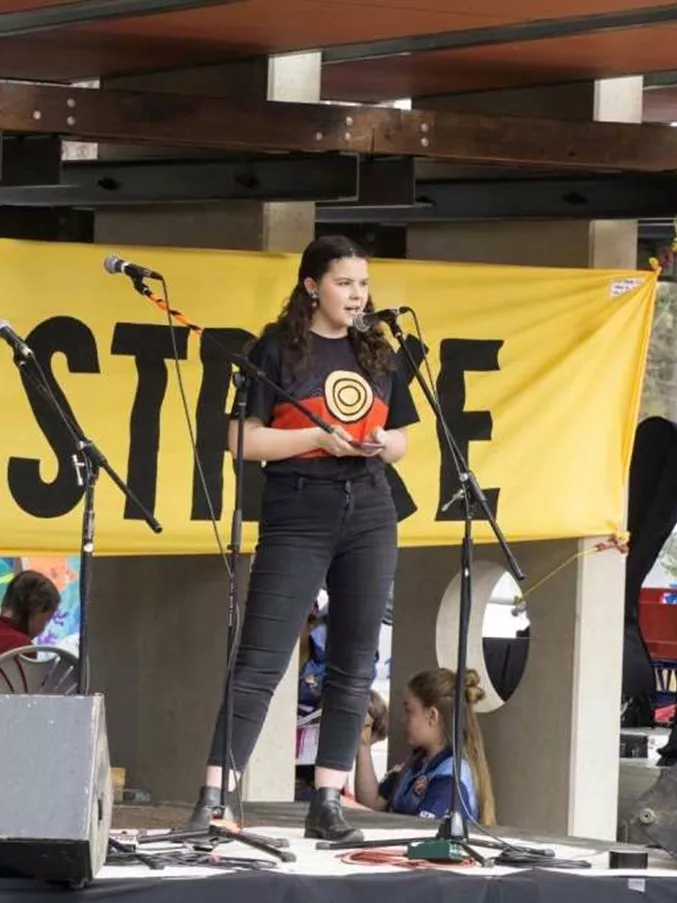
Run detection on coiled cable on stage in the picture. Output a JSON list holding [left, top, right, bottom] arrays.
[[106, 837, 277, 872], [339, 849, 475, 869], [492, 849, 592, 869]]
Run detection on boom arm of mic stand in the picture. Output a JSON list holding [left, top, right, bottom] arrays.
[[130, 279, 336, 436], [11, 354, 162, 695], [231, 352, 335, 434], [384, 319, 523, 584], [15, 357, 162, 534]]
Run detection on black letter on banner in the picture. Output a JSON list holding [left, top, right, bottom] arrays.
[[112, 323, 188, 519], [435, 338, 503, 521], [191, 328, 263, 523], [7, 316, 100, 518], [386, 335, 426, 522]]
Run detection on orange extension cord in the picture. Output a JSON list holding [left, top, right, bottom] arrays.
[[339, 849, 476, 870]]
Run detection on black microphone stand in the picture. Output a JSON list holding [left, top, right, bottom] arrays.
[[8, 351, 162, 694], [142, 369, 301, 862], [122, 278, 341, 863], [317, 311, 531, 867]]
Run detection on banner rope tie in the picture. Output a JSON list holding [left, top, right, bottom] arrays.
[[513, 532, 629, 609]]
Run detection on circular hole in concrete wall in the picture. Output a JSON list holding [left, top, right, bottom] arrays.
[[481, 571, 529, 704], [436, 561, 529, 713]]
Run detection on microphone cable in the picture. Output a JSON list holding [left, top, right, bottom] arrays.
[[157, 275, 245, 824]]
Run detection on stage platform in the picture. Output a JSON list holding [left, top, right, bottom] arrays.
[[2, 802, 676, 902]]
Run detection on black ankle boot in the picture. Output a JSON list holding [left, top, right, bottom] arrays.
[[304, 787, 364, 842], [185, 785, 234, 830]]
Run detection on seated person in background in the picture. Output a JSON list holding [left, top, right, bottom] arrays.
[[354, 668, 496, 824], [295, 598, 329, 799], [298, 598, 328, 718], [0, 570, 61, 655]]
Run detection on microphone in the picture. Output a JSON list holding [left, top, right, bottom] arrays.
[[0, 320, 33, 358], [352, 307, 409, 333], [103, 254, 162, 281]]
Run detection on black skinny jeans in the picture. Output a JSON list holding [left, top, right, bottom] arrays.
[[209, 470, 397, 772]]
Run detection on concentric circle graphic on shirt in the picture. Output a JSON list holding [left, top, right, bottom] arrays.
[[324, 370, 374, 423]]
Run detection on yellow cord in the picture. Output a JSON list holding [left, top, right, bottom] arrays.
[[515, 532, 629, 605]]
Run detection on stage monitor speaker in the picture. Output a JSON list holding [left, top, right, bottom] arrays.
[[630, 763, 677, 858], [0, 693, 113, 885]]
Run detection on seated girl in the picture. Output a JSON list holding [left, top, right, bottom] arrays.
[[354, 667, 496, 824]]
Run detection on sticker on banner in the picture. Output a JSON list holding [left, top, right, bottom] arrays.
[[610, 278, 645, 297]]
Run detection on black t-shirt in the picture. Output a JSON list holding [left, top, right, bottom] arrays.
[[237, 330, 419, 479]]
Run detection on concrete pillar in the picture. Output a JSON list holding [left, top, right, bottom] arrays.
[[408, 76, 643, 273], [91, 52, 320, 805], [392, 540, 625, 837], [395, 78, 641, 840]]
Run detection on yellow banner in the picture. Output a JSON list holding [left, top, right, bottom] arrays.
[[0, 239, 656, 555]]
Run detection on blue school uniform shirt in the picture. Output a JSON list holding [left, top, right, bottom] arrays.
[[378, 747, 478, 821], [298, 622, 327, 712], [298, 618, 379, 714]]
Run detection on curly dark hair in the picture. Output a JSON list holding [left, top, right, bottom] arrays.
[[262, 235, 392, 379]]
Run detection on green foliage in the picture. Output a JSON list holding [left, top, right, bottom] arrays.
[[659, 533, 677, 581]]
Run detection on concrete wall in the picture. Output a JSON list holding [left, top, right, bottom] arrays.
[[89, 554, 249, 802], [391, 539, 625, 838]]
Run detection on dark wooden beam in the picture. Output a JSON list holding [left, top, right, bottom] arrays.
[[0, 81, 381, 154], [2, 81, 677, 171]]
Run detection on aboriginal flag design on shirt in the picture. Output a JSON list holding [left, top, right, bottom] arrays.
[[237, 329, 419, 479]]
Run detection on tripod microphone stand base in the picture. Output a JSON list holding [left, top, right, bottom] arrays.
[[138, 819, 296, 863]]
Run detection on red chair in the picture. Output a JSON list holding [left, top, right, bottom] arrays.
[[639, 590, 677, 706]]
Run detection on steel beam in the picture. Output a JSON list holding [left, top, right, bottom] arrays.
[[0, 154, 360, 206], [639, 220, 675, 240], [357, 157, 415, 207], [317, 175, 677, 223], [324, 2, 677, 63], [1, 81, 677, 171], [0, 134, 61, 186], [0, 207, 93, 240], [0, 0, 242, 38]]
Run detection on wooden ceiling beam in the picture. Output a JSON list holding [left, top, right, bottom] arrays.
[[2, 81, 677, 172]]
